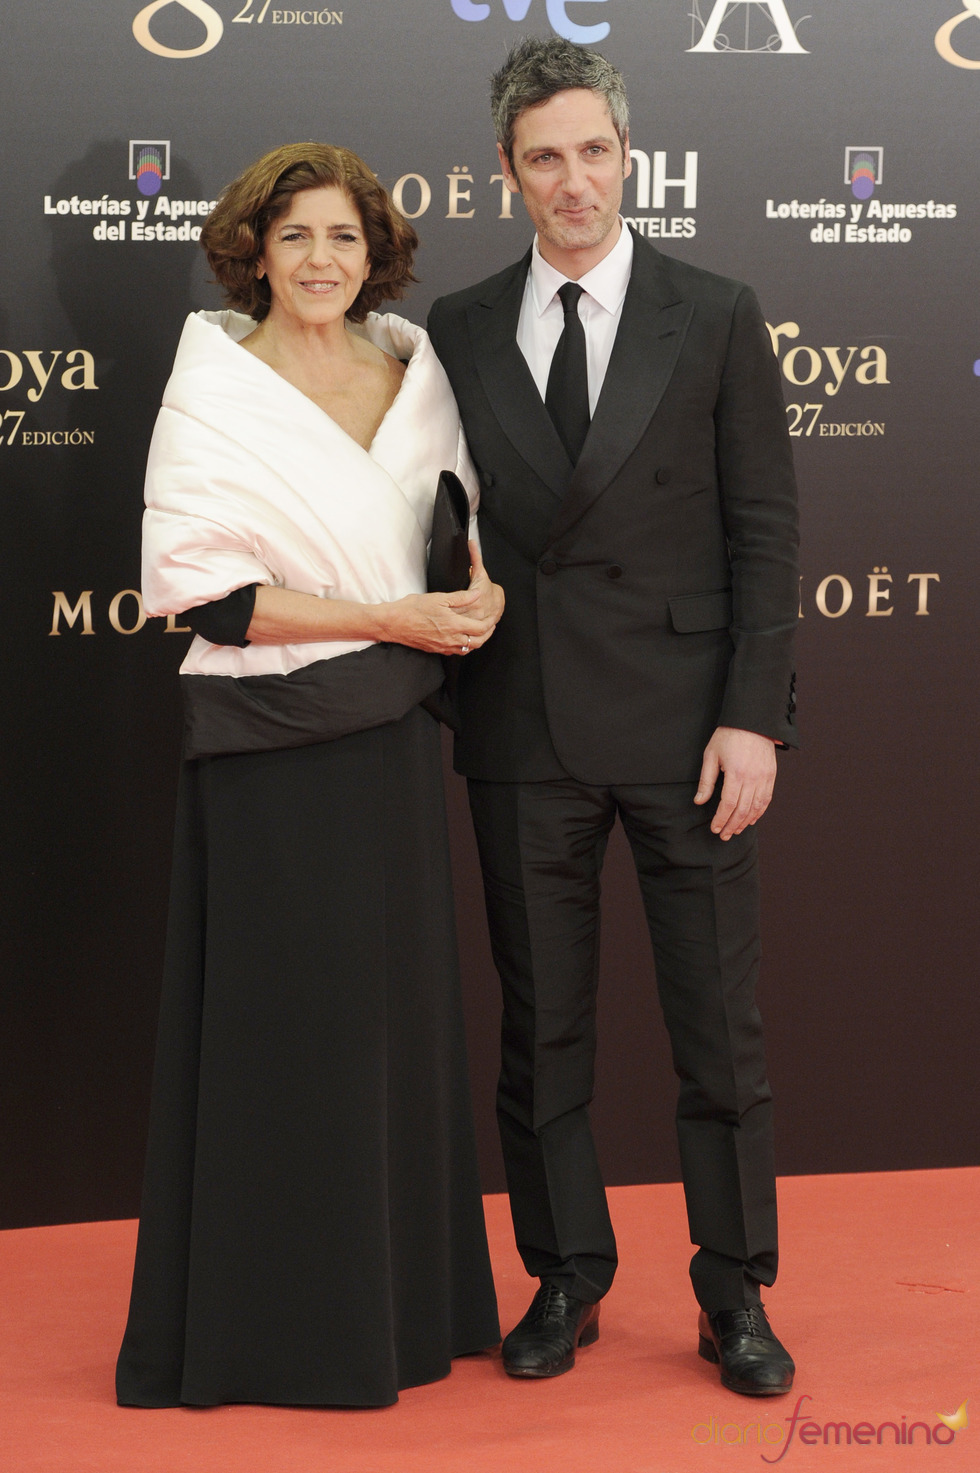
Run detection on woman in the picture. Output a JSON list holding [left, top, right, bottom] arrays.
[[116, 143, 502, 1408]]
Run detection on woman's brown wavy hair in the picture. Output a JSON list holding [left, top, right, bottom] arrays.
[[201, 142, 418, 323]]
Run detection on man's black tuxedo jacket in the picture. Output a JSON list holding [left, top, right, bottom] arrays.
[[428, 230, 799, 786]]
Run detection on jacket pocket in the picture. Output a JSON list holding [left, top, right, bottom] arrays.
[[667, 589, 733, 633]]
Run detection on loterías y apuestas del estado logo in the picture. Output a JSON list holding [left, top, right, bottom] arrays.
[[765, 146, 957, 246]]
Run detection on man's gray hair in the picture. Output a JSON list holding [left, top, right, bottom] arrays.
[[491, 37, 630, 167]]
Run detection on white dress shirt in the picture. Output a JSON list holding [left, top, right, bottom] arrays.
[[516, 218, 634, 416]]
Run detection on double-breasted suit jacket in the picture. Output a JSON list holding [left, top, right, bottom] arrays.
[[428, 228, 799, 785]]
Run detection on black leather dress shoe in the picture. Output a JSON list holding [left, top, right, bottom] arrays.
[[502, 1283, 600, 1378], [698, 1305, 795, 1396]]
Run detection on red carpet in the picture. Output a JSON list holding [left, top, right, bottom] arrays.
[[1, 1170, 975, 1472]]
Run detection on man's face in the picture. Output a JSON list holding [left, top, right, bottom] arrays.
[[499, 88, 630, 275]]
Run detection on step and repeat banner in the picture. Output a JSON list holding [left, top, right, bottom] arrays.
[[2, 1, 977, 1226]]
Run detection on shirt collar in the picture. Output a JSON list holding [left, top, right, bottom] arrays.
[[528, 217, 634, 317]]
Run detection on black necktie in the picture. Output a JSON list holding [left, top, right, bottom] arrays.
[[545, 281, 590, 464]]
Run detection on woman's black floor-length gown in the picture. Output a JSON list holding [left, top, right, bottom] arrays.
[[116, 704, 499, 1407]]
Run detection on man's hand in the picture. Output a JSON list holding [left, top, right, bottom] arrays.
[[465, 540, 505, 625], [694, 726, 778, 841]]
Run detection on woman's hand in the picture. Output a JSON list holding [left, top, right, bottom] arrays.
[[376, 542, 504, 656], [246, 549, 504, 656], [377, 585, 497, 656]]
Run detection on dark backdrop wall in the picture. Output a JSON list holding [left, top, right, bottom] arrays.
[[3, 1, 977, 1228]]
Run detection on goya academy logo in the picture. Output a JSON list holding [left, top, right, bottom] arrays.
[[133, 0, 223, 58], [688, 0, 809, 54], [936, 2, 980, 68], [132, 0, 344, 57]]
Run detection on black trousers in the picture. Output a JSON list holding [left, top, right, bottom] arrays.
[[467, 776, 778, 1313]]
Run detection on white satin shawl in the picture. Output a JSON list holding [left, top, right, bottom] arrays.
[[141, 309, 478, 678]]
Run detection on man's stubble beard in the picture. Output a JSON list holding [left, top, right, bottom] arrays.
[[523, 185, 624, 261]]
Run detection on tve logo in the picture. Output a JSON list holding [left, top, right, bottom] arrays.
[[451, 0, 611, 45]]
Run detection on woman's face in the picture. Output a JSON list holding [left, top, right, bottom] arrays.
[[256, 186, 370, 328]]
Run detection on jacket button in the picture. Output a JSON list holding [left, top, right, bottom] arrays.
[[655, 467, 671, 485], [539, 558, 558, 575], [481, 469, 495, 488], [606, 564, 623, 579]]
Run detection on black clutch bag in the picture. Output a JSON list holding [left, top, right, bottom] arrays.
[[427, 469, 471, 593], [423, 470, 472, 730]]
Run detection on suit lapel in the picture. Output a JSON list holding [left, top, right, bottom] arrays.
[[468, 252, 574, 501], [546, 234, 693, 547]]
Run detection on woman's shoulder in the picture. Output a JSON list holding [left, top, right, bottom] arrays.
[[352, 311, 429, 364], [156, 311, 270, 423], [355, 313, 456, 410], [166, 309, 259, 384], [176, 309, 257, 352]]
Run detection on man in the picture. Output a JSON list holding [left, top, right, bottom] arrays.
[[428, 38, 799, 1396]]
